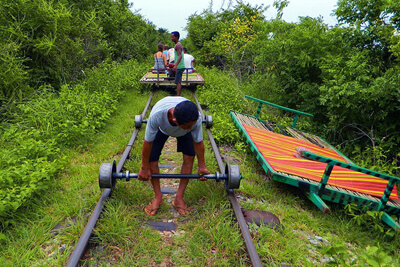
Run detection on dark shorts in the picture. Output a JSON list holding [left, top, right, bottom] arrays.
[[174, 68, 185, 84], [149, 130, 195, 162]]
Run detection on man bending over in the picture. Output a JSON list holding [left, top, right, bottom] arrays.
[[138, 96, 210, 216]]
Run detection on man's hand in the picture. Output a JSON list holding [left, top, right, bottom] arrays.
[[172, 65, 177, 72], [198, 167, 210, 181], [138, 167, 152, 181]]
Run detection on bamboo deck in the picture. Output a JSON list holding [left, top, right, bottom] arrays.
[[139, 72, 205, 86], [230, 111, 400, 227]]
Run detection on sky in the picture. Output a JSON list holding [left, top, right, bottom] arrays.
[[129, 0, 339, 39]]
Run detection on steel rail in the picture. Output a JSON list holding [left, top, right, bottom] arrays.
[[193, 93, 263, 267], [66, 93, 154, 267]]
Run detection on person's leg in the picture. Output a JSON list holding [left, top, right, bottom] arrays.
[[176, 82, 181, 96], [174, 154, 194, 204], [144, 161, 163, 216], [173, 133, 196, 214], [144, 130, 168, 216], [174, 69, 184, 96], [150, 161, 161, 200], [172, 154, 194, 215]]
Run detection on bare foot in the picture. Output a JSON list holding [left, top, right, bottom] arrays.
[[144, 198, 163, 216], [172, 200, 191, 215]]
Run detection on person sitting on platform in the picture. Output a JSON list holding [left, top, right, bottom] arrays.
[[167, 46, 175, 65], [163, 45, 169, 59], [138, 96, 210, 216], [183, 47, 196, 73], [153, 43, 168, 74]]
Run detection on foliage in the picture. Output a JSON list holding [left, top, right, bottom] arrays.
[[0, 125, 63, 218], [252, 17, 329, 113], [185, 10, 221, 63], [335, 0, 400, 69], [0, 0, 166, 113], [0, 42, 32, 111], [186, 0, 400, 170], [185, 2, 266, 79], [322, 242, 398, 266], [350, 146, 400, 176], [204, 3, 264, 78], [345, 203, 387, 233], [358, 246, 397, 267], [0, 60, 146, 219], [196, 66, 249, 144]]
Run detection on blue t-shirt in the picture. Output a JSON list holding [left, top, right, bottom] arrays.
[[144, 97, 203, 143]]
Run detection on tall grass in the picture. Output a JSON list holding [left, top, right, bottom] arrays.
[[0, 60, 147, 220]]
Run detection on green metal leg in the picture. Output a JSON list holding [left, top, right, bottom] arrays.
[[305, 191, 330, 213], [381, 212, 400, 232]]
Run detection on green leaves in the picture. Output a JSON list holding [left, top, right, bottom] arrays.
[[0, 126, 62, 217], [185, 3, 266, 79], [359, 246, 394, 267], [321, 241, 397, 266], [0, 59, 146, 219], [196, 66, 248, 144], [0, 0, 163, 114]]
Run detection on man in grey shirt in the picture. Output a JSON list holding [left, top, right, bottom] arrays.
[[138, 96, 209, 216]]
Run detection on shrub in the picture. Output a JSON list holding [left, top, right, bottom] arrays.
[[0, 126, 62, 218], [196, 66, 249, 144], [0, 60, 146, 219]]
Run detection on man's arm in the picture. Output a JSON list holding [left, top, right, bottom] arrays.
[[193, 140, 210, 177], [138, 140, 153, 181], [173, 44, 183, 72]]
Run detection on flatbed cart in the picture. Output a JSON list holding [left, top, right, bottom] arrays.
[[230, 95, 400, 231], [139, 69, 205, 89]]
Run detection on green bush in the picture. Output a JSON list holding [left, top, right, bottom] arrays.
[[186, 1, 400, 170], [0, 126, 62, 217], [0, 43, 32, 110], [0, 0, 166, 113], [0, 60, 146, 219], [196, 66, 249, 144]]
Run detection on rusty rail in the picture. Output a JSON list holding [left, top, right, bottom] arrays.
[[66, 93, 153, 267], [193, 93, 263, 267]]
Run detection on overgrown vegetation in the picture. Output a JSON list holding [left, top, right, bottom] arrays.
[[185, 0, 400, 176], [0, 60, 147, 220], [0, 0, 171, 113], [0, 0, 170, 219], [1, 0, 400, 265]]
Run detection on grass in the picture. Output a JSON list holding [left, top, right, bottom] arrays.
[[232, 145, 400, 266], [89, 90, 248, 266], [1, 86, 400, 266], [0, 87, 150, 266]]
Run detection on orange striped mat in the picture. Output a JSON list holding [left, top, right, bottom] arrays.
[[243, 124, 399, 200]]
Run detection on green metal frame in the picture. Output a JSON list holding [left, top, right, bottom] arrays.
[[245, 95, 313, 128], [230, 108, 400, 231], [302, 151, 400, 212]]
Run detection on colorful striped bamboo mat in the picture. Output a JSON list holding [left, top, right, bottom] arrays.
[[243, 124, 399, 200]]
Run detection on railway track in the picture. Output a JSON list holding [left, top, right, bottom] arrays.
[[66, 92, 263, 267]]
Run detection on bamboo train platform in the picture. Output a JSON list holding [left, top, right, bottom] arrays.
[[230, 96, 400, 231], [139, 71, 205, 87]]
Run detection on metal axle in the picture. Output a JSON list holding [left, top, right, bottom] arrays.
[[114, 171, 226, 182], [99, 161, 241, 190], [135, 114, 213, 129]]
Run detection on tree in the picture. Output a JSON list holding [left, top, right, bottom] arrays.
[[335, 0, 400, 70], [185, 2, 266, 78]]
